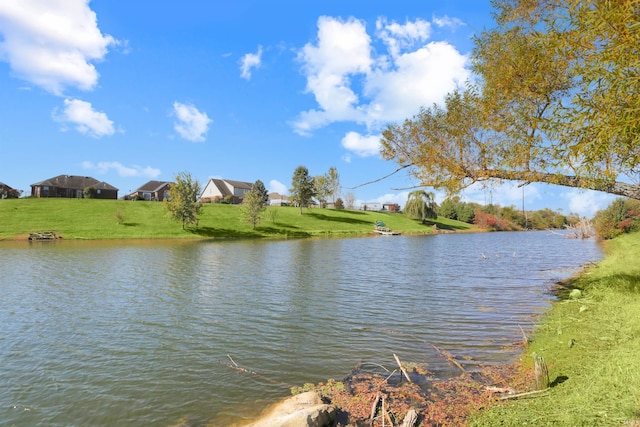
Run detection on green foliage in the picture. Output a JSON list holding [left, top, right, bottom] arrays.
[[83, 186, 96, 199], [313, 174, 329, 208], [241, 187, 266, 229], [164, 171, 202, 229], [438, 196, 475, 224], [252, 180, 269, 207], [594, 198, 640, 240], [404, 190, 437, 223], [290, 165, 315, 214], [326, 166, 340, 204], [313, 167, 341, 208]]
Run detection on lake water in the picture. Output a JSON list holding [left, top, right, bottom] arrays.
[[0, 231, 602, 426]]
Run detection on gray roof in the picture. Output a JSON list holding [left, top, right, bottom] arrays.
[[31, 175, 118, 191], [135, 180, 172, 192], [223, 179, 253, 190]]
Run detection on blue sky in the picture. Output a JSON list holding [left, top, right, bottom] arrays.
[[0, 0, 616, 216]]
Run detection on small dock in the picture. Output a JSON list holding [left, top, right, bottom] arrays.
[[374, 221, 401, 236], [29, 231, 60, 241]]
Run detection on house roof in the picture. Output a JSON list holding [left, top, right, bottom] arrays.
[[224, 179, 253, 190], [31, 175, 118, 191], [204, 178, 254, 198], [268, 192, 289, 200], [135, 180, 172, 192], [209, 179, 232, 197]]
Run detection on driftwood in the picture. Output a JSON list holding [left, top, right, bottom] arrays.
[[430, 344, 466, 372], [393, 353, 413, 383], [369, 393, 381, 425], [498, 388, 549, 400], [221, 355, 292, 388]]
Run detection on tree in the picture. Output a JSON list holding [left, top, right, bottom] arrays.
[[242, 187, 266, 229], [313, 174, 329, 208], [326, 166, 341, 204], [404, 190, 437, 223], [252, 180, 269, 208], [290, 166, 315, 214], [164, 171, 202, 229], [344, 192, 356, 209], [381, 0, 640, 200]]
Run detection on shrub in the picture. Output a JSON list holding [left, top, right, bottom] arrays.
[[594, 198, 640, 239]]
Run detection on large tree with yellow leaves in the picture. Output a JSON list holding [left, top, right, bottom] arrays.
[[381, 0, 640, 199]]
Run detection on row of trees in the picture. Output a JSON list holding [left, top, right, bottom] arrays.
[[289, 166, 341, 213], [164, 166, 345, 231], [402, 191, 579, 231]]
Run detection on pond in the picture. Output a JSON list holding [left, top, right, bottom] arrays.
[[0, 231, 602, 426]]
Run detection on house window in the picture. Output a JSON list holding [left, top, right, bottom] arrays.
[[143, 192, 151, 201]]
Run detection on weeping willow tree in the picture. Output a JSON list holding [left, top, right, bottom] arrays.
[[381, 0, 640, 199], [404, 190, 438, 223]]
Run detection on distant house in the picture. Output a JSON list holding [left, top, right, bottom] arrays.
[[383, 203, 401, 212], [0, 182, 20, 198], [268, 192, 289, 206], [129, 180, 172, 201], [361, 202, 382, 211], [30, 175, 118, 199], [200, 178, 253, 204]]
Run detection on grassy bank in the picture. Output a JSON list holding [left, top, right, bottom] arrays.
[[291, 232, 640, 426], [470, 231, 640, 426], [0, 198, 473, 241]]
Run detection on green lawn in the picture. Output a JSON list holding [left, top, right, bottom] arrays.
[[0, 198, 473, 241], [470, 231, 640, 426]]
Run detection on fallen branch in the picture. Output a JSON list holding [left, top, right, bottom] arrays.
[[221, 355, 293, 388], [393, 353, 413, 383], [498, 388, 549, 400], [430, 344, 466, 373], [401, 409, 419, 427], [369, 393, 381, 426]]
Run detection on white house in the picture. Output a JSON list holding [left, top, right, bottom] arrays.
[[268, 192, 289, 206], [200, 178, 253, 204]]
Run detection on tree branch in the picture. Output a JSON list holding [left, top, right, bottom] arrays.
[[345, 164, 413, 190]]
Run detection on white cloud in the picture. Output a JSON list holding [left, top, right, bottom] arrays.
[[561, 189, 617, 218], [341, 131, 381, 157], [292, 15, 469, 138], [54, 98, 114, 137], [82, 161, 160, 178], [268, 179, 288, 195], [0, 0, 116, 95], [292, 16, 372, 135], [172, 102, 212, 142], [240, 45, 262, 80], [432, 15, 465, 30], [376, 18, 431, 58], [363, 41, 469, 125], [460, 181, 542, 208]]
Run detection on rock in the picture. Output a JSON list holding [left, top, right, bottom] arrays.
[[244, 391, 337, 427]]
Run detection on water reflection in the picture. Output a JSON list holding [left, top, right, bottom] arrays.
[[0, 232, 601, 426]]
